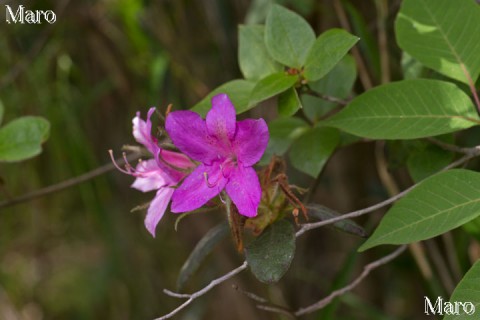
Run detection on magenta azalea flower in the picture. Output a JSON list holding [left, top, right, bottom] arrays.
[[165, 94, 269, 217], [111, 108, 194, 237]]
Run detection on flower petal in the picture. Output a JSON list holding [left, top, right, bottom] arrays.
[[131, 159, 168, 192], [170, 163, 227, 213], [166, 110, 224, 163], [206, 94, 236, 141], [225, 166, 261, 217], [132, 107, 159, 155], [233, 119, 269, 166], [160, 149, 194, 170], [144, 187, 175, 237]]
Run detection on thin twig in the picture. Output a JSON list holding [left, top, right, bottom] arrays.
[[303, 88, 350, 106], [426, 138, 476, 154], [257, 304, 297, 319], [231, 285, 268, 303], [295, 185, 413, 237], [154, 261, 248, 320], [295, 245, 407, 316], [232, 285, 296, 319], [296, 152, 478, 237], [0, 153, 140, 210]]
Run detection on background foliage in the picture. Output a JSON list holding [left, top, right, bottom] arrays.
[[2, 0, 479, 319]]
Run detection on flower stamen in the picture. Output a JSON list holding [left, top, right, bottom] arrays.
[[109, 150, 134, 175]]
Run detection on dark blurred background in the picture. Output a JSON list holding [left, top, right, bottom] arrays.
[[1, 0, 468, 319]]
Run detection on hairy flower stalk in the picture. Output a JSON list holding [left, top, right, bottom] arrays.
[[166, 93, 269, 217], [110, 108, 194, 237]]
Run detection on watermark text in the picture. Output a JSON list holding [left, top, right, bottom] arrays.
[[425, 296, 475, 316], [5, 5, 56, 24]]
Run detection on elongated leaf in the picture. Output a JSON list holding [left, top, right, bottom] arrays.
[[0, 116, 50, 162], [238, 25, 282, 81], [326, 79, 478, 140], [260, 117, 309, 165], [249, 72, 298, 107], [443, 260, 480, 320], [278, 87, 301, 117], [360, 169, 480, 251], [245, 219, 295, 283], [176, 222, 229, 291], [304, 29, 359, 82], [289, 126, 339, 178], [265, 4, 315, 68], [395, 0, 480, 85], [191, 79, 255, 116], [307, 204, 368, 238]]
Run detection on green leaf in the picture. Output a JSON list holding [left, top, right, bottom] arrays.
[[407, 143, 454, 183], [249, 72, 298, 107], [359, 169, 480, 251], [265, 4, 315, 68], [443, 260, 480, 320], [395, 0, 480, 85], [245, 219, 295, 283], [176, 222, 229, 291], [0, 116, 50, 162], [307, 204, 368, 238], [260, 117, 309, 165], [304, 29, 359, 82], [278, 87, 301, 117], [191, 79, 255, 116], [289, 126, 339, 178], [325, 79, 478, 140], [303, 54, 356, 122], [238, 25, 282, 81]]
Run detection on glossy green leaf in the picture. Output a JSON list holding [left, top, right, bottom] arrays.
[[191, 79, 255, 116], [326, 79, 478, 140], [278, 87, 301, 117], [289, 126, 339, 178], [303, 54, 356, 122], [443, 260, 480, 320], [0, 116, 50, 162], [304, 29, 359, 81], [265, 4, 315, 68], [260, 117, 309, 165], [360, 169, 480, 251], [245, 219, 295, 283], [307, 204, 368, 238], [176, 222, 229, 291], [238, 25, 282, 81], [395, 0, 480, 85], [249, 72, 298, 107]]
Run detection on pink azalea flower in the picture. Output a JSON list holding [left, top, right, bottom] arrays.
[[165, 93, 269, 217], [111, 108, 194, 237]]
